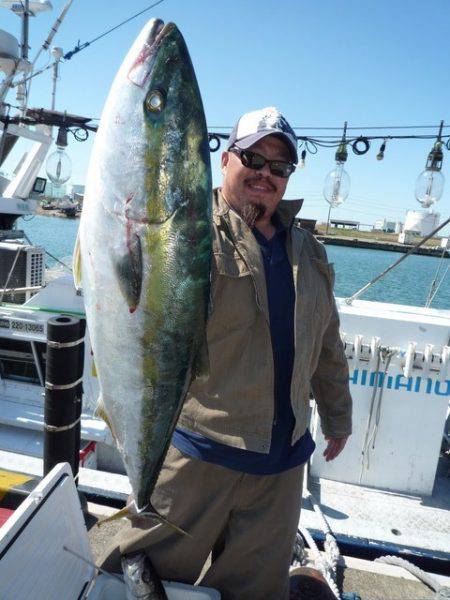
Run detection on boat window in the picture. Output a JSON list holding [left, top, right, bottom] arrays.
[[0, 337, 46, 385]]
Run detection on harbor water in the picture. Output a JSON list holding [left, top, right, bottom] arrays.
[[18, 215, 450, 310]]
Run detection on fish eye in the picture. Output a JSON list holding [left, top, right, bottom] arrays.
[[145, 90, 165, 113]]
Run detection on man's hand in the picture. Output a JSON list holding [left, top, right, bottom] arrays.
[[323, 436, 348, 462]]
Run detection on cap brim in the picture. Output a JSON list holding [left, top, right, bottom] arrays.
[[232, 131, 298, 163]]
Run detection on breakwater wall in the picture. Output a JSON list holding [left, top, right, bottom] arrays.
[[316, 235, 450, 258]]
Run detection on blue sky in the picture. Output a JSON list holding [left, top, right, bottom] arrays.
[[2, 0, 450, 226]]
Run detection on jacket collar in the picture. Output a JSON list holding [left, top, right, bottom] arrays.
[[212, 188, 304, 323]]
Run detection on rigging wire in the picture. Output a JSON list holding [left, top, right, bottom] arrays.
[[209, 124, 450, 131], [426, 261, 450, 308], [10, 0, 167, 88], [63, 0, 166, 60], [345, 215, 450, 305], [425, 246, 450, 308]]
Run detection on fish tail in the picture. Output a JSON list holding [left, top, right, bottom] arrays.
[[144, 503, 192, 537], [97, 503, 191, 538]]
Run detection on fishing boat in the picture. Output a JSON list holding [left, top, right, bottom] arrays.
[[0, 3, 448, 598]]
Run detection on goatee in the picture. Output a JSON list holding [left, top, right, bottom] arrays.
[[241, 202, 266, 228]]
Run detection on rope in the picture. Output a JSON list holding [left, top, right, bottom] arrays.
[[307, 491, 341, 577], [375, 556, 450, 598], [298, 526, 341, 599], [359, 349, 381, 479], [296, 462, 342, 598], [366, 351, 395, 452], [359, 349, 396, 480]]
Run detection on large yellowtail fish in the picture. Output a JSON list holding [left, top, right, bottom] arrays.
[[76, 18, 211, 530]]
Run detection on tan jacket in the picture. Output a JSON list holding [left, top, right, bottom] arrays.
[[178, 188, 352, 452]]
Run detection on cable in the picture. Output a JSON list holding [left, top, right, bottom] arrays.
[[11, 0, 167, 88], [23, 232, 72, 272], [63, 0, 167, 60], [209, 124, 450, 131]]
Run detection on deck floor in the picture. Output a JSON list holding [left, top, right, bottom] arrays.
[[300, 457, 450, 560]]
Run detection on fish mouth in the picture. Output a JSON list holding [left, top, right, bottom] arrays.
[[128, 19, 175, 87]]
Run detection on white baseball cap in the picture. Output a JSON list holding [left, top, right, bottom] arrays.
[[227, 106, 298, 163]]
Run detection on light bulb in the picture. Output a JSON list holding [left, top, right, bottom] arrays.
[[415, 169, 444, 208], [323, 162, 351, 207], [299, 149, 306, 169], [46, 146, 72, 187]]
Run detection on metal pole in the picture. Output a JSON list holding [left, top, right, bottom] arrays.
[[51, 60, 60, 111], [17, 1, 30, 112], [325, 205, 332, 235], [22, 1, 30, 62]]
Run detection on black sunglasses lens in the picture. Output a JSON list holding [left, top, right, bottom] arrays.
[[242, 150, 265, 170], [235, 148, 294, 178], [270, 162, 293, 178]]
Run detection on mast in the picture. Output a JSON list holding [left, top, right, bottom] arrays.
[[17, 0, 30, 113]]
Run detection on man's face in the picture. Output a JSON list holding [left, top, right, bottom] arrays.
[[221, 135, 292, 226]]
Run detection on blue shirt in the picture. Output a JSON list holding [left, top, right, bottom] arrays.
[[172, 218, 315, 474]]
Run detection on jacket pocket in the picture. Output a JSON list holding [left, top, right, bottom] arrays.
[[214, 252, 251, 277], [208, 251, 256, 339], [311, 257, 335, 288]]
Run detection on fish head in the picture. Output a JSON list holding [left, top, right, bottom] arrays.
[[137, 21, 211, 225], [95, 19, 211, 226]]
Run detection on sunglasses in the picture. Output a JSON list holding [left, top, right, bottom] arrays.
[[229, 147, 296, 179]]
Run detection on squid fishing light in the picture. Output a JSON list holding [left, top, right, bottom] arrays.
[[299, 149, 307, 169], [377, 140, 387, 161], [45, 126, 72, 187], [415, 121, 445, 208], [323, 122, 351, 208]]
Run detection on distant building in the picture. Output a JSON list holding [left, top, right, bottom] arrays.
[[373, 219, 384, 231], [295, 217, 317, 233], [71, 184, 85, 196], [398, 231, 419, 244], [373, 218, 403, 233], [404, 210, 440, 237], [46, 182, 67, 199], [330, 219, 359, 230]]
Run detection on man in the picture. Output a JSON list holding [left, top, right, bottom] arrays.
[[102, 107, 352, 599]]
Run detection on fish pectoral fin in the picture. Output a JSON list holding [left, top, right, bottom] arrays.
[[112, 234, 143, 312], [97, 503, 192, 538], [94, 395, 117, 442], [72, 231, 82, 291]]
